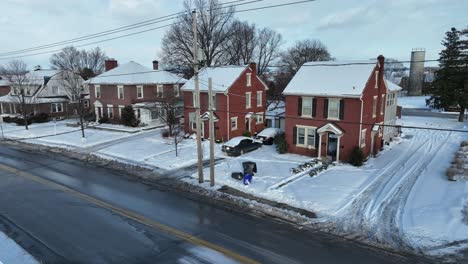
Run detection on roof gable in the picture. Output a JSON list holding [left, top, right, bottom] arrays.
[[88, 61, 187, 85], [283, 60, 378, 98], [181, 65, 248, 93]]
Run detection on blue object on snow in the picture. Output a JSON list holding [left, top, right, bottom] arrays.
[[243, 173, 253, 185]]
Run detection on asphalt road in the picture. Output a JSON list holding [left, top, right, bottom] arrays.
[[0, 144, 432, 264]]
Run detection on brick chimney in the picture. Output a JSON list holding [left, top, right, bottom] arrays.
[[105, 59, 118, 72], [249, 62, 257, 75], [152, 60, 159, 71], [377, 55, 385, 73]]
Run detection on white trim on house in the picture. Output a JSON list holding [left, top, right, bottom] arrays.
[[372, 96, 377, 118], [256, 91, 262, 107], [95, 85, 101, 98], [157, 84, 163, 98], [296, 125, 316, 149], [246, 73, 252, 87], [231, 116, 238, 130], [137, 85, 144, 99], [256, 112, 264, 124], [360, 129, 367, 147], [117, 85, 124, 99], [107, 104, 114, 118], [327, 98, 340, 120], [245, 92, 251, 109], [301, 96, 314, 117]]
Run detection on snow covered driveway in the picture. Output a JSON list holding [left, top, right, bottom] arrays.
[[334, 116, 468, 256]]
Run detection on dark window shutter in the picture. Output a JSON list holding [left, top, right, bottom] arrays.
[[323, 99, 329, 118], [339, 99, 345, 120], [312, 98, 317, 117], [315, 131, 319, 148], [297, 97, 302, 116], [293, 127, 297, 144]]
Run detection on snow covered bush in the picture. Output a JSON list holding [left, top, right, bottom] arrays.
[[349, 146, 365, 166], [462, 203, 468, 225], [274, 132, 288, 154]]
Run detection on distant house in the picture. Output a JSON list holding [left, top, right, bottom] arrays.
[[87, 60, 187, 125], [181, 62, 268, 141], [0, 76, 10, 96], [0, 69, 88, 117], [283, 56, 400, 162], [265, 101, 285, 130]]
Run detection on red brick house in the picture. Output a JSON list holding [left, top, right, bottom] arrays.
[[181, 63, 268, 141], [87, 60, 187, 125], [0, 69, 88, 118], [283, 56, 399, 162]]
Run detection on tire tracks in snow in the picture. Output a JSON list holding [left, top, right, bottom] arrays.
[[334, 129, 452, 252]]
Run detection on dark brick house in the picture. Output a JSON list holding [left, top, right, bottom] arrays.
[[283, 56, 400, 162], [181, 63, 268, 141], [0, 69, 88, 118], [87, 60, 186, 125]]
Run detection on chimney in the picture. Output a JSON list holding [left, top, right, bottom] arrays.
[[377, 55, 385, 73], [249, 62, 257, 75], [105, 59, 118, 72], [152, 60, 159, 71]]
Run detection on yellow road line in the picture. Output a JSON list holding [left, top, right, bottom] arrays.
[[0, 163, 259, 264]]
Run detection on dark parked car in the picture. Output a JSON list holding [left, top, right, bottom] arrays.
[[255, 128, 283, 145], [221, 136, 263, 156]]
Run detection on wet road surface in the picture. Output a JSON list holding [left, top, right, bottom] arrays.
[[0, 144, 432, 263]]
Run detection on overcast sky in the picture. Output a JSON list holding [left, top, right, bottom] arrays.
[[0, 0, 466, 69]]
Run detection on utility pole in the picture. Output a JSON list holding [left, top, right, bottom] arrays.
[[208, 78, 215, 187], [193, 10, 204, 184]]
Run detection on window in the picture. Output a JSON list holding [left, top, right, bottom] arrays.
[[257, 91, 262, 107], [117, 85, 124, 99], [246, 92, 251, 109], [208, 93, 216, 110], [372, 96, 377, 118], [360, 129, 367, 147], [51, 103, 63, 113], [83, 100, 89, 108], [189, 112, 196, 129], [296, 126, 316, 148], [52, 86, 59, 94], [231, 117, 238, 130], [157, 85, 163, 97], [301, 97, 313, 117], [119, 105, 124, 117], [26, 88, 31, 95], [256, 112, 264, 124], [137, 85, 144, 99], [380, 94, 385, 115], [375, 71, 379, 88], [95, 85, 101, 98], [192, 92, 197, 108], [246, 73, 252, 87], [328, 99, 340, 120], [173, 84, 179, 97], [107, 105, 113, 119]]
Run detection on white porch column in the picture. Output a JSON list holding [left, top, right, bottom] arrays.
[[370, 131, 376, 157], [336, 136, 342, 162], [0, 103, 3, 114], [317, 133, 324, 159]]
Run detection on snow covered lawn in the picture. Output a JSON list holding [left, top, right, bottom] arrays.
[[1, 121, 143, 148], [0, 231, 37, 264], [98, 133, 224, 170], [398, 95, 430, 109]]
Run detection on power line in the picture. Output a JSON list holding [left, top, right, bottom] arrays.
[[0, 0, 255, 57], [0, 0, 317, 61]]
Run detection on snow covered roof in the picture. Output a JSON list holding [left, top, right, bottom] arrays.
[[87, 61, 187, 85], [385, 79, 402, 92], [283, 61, 378, 98], [181, 66, 247, 92]]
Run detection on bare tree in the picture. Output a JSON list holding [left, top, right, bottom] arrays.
[[223, 20, 257, 65], [0, 60, 35, 130], [59, 71, 87, 138], [161, 0, 235, 76], [50, 46, 107, 79], [280, 39, 332, 75], [256, 27, 282, 75]]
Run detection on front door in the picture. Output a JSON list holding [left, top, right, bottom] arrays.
[[245, 118, 250, 133], [327, 133, 338, 161]]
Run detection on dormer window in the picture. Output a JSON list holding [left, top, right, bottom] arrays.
[[246, 73, 252, 87]]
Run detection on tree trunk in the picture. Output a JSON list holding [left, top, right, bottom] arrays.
[[459, 107, 466, 122], [175, 136, 178, 157], [79, 101, 85, 138]]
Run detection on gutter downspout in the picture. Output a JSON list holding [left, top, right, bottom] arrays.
[[359, 96, 364, 147], [226, 92, 230, 140]]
